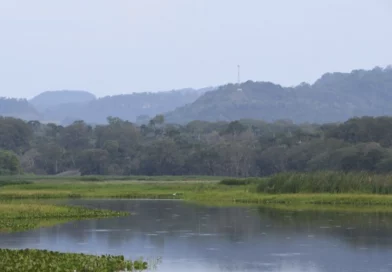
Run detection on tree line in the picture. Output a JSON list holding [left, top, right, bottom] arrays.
[[1, 115, 392, 176]]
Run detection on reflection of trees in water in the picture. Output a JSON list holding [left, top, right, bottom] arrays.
[[257, 206, 392, 248]]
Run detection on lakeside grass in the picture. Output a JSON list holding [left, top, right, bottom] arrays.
[[230, 172, 392, 194], [2, 172, 392, 224], [0, 174, 224, 183], [2, 173, 392, 271], [0, 249, 148, 272], [0, 200, 129, 232], [2, 177, 392, 206]]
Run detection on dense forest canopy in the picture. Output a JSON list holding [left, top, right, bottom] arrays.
[[1, 115, 392, 176]]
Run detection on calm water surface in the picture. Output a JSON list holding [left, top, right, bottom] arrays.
[[1, 199, 392, 272]]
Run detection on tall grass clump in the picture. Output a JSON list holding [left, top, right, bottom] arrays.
[[256, 171, 392, 194]]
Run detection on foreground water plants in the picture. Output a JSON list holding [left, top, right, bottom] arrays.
[[0, 249, 148, 272]]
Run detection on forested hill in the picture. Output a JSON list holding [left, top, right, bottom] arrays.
[[3, 66, 392, 125], [29, 90, 97, 111], [24, 88, 213, 125], [165, 66, 392, 124], [0, 98, 40, 121], [2, 115, 392, 176], [72, 88, 213, 125]]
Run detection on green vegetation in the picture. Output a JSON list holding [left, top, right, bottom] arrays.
[[4, 107, 392, 178], [0, 150, 21, 175], [221, 172, 392, 194], [1, 173, 392, 206], [0, 249, 148, 272], [0, 179, 31, 187], [0, 201, 128, 232], [255, 172, 392, 194], [219, 178, 260, 186]]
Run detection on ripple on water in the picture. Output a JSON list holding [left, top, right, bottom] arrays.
[[270, 253, 302, 257], [84, 229, 132, 232]]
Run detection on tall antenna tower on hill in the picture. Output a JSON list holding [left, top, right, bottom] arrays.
[[237, 65, 242, 91]]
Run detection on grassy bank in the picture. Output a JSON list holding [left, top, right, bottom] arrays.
[[0, 201, 129, 232], [0, 249, 148, 272], [1, 174, 392, 206], [255, 172, 392, 194], [2, 172, 392, 208], [0, 174, 223, 183]]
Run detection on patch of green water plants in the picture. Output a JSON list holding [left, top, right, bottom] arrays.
[[0, 249, 148, 272], [0, 202, 129, 232]]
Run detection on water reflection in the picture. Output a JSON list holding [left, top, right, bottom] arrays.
[[1, 199, 392, 272]]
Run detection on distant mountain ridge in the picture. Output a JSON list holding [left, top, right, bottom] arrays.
[[0, 98, 40, 120], [29, 90, 97, 111], [17, 87, 214, 125], [165, 66, 392, 124], [1, 66, 392, 125]]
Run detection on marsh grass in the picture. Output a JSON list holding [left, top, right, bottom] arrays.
[[0, 201, 129, 232], [0, 249, 148, 272], [2, 180, 392, 206], [0, 181, 226, 199], [255, 172, 392, 194], [219, 178, 263, 186], [3, 173, 392, 207], [0, 174, 223, 183]]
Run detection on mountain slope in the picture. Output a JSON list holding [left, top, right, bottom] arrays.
[[165, 66, 392, 124], [34, 88, 214, 125], [29, 90, 96, 111], [0, 98, 40, 120]]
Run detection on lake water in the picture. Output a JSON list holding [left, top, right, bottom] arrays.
[[1, 199, 392, 272]]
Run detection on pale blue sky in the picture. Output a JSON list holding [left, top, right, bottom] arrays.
[[1, 0, 391, 98]]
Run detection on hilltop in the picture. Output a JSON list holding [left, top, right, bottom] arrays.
[[2, 66, 392, 125], [165, 66, 392, 124], [9, 87, 213, 125]]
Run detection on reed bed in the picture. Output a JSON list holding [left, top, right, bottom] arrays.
[[255, 172, 392, 194], [3, 172, 392, 208]]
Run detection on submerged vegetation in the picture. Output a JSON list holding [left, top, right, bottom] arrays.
[[0, 249, 148, 272]]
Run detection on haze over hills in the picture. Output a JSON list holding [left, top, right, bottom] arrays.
[[1, 66, 392, 125], [7, 87, 214, 125], [29, 90, 97, 112], [165, 66, 392, 124], [0, 98, 41, 121], [62, 87, 214, 125]]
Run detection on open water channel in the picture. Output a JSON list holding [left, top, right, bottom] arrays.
[[1, 199, 392, 272]]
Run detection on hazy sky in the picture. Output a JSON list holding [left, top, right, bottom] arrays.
[[1, 0, 391, 98]]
